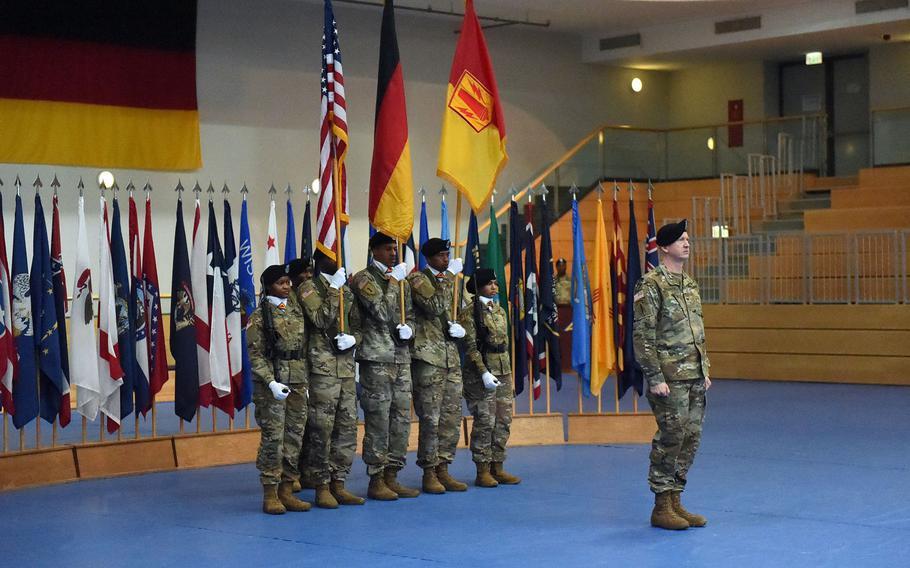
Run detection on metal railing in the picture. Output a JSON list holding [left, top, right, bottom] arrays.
[[689, 230, 909, 304]]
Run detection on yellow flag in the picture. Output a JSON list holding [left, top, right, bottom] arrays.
[[590, 196, 616, 394]]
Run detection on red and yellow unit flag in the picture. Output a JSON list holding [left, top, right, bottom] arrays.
[[368, 0, 414, 241], [437, 0, 508, 213], [0, 1, 201, 170]]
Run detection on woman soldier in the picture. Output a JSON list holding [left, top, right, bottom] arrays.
[[458, 268, 521, 487], [246, 263, 312, 514]]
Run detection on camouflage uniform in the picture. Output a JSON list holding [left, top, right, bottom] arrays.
[[632, 265, 710, 494], [352, 264, 416, 476], [407, 268, 463, 469], [247, 297, 309, 486], [555, 275, 572, 305], [458, 296, 512, 464], [298, 275, 361, 485]]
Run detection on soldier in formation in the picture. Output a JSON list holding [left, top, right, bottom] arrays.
[[247, 263, 312, 515], [298, 249, 366, 507], [407, 238, 469, 494], [632, 219, 711, 531], [351, 232, 420, 500], [458, 268, 521, 488]]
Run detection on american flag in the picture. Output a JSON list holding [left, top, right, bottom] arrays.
[[645, 183, 658, 272], [316, 0, 349, 261]]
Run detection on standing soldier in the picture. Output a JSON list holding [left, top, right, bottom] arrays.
[[406, 238, 468, 494], [633, 219, 711, 531], [459, 268, 520, 487], [352, 231, 419, 500], [298, 249, 365, 508], [246, 264, 312, 515], [286, 257, 315, 493]]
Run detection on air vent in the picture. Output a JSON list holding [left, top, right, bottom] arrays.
[[715, 16, 762, 35], [855, 0, 908, 14], [599, 33, 641, 51]]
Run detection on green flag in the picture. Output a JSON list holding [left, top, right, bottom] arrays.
[[484, 203, 510, 333]]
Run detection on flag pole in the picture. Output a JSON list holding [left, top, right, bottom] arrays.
[[332, 151, 346, 333], [397, 240, 406, 324], [629, 179, 640, 415], [3, 412, 8, 452], [545, 344, 551, 414], [449, 189, 462, 320]]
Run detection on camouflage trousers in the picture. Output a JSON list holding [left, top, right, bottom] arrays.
[[302, 374, 358, 485], [645, 379, 707, 494], [252, 381, 308, 486], [464, 372, 513, 464], [359, 361, 413, 476], [412, 360, 463, 469]]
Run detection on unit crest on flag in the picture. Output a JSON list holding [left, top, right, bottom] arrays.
[[449, 71, 494, 132]]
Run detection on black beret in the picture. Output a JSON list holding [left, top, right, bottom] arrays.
[[420, 238, 450, 258], [312, 248, 331, 265], [466, 268, 496, 294], [261, 264, 289, 287], [369, 231, 395, 249], [656, 219, 687, 247], [287, 257, 311, 277]]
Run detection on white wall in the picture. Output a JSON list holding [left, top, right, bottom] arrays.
[[0, 0, 673, 296]]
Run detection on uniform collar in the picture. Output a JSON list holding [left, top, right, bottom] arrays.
[[265, 295, 287, 309], [479, 295, 494, 307], [659, 264, 685, 286]]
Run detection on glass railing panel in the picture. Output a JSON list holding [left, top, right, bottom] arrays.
[[872, 108, 910, 167]]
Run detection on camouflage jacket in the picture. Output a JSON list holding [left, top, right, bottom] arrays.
[[407, 268, 460, 368], [632, 265, 710, 388], [351, 264, 415, 364], [246, 297, 308, 385], [458, 296, 510, 377], [297, 275, 361, 379]]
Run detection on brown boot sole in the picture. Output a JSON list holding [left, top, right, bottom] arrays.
[[263, 504, 286, 515], [333, 493, 366, 506], [440, 482, 468, 492]]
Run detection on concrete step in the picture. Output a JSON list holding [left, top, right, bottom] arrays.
[[779, 195, 831, 213]]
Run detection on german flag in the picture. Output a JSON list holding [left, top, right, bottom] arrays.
[[437, 0, 507, 213], [0, 1, 201, 170], [368, 0, 414, 241]]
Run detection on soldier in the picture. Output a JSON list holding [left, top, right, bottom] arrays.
[[554, 258, 571, 306], [406, 238, 468, 494], [458, 268, 520, 488], [286, 257, 315, 493], [298, 249, 366, 508], [351, 231, 419, 500], [632, 219, 712, 531], [246, 263, 312, 515]]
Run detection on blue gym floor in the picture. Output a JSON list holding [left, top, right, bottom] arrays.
[[2, 379, 909, 567]]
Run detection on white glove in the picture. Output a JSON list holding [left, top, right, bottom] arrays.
[[327, 267, 347, 289], [446, 257, 464, 276], [389, 263, 408, 282], [268, 380, 290, 401], [335, 333, 356, 351], [447, 321, 466, 339], [397, 323, 413, 340], [481, 372, 501, 390]]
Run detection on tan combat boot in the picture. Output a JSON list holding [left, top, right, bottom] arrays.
[[490, 462, 521, 485], [651, 491, 689, 530], [422, 467, 446, 494], [277, 481, 312, 512], [474, 463, 499, 488], [671, 491, 707, 527], [367, 473, 399, 501], [262, 484, 287, 515], [330, 479, 366, 505], [314, 484, 339, 509], [384, 468, 420, 498], [291, 479, 302, 493], [436, 463, 467, 492]]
